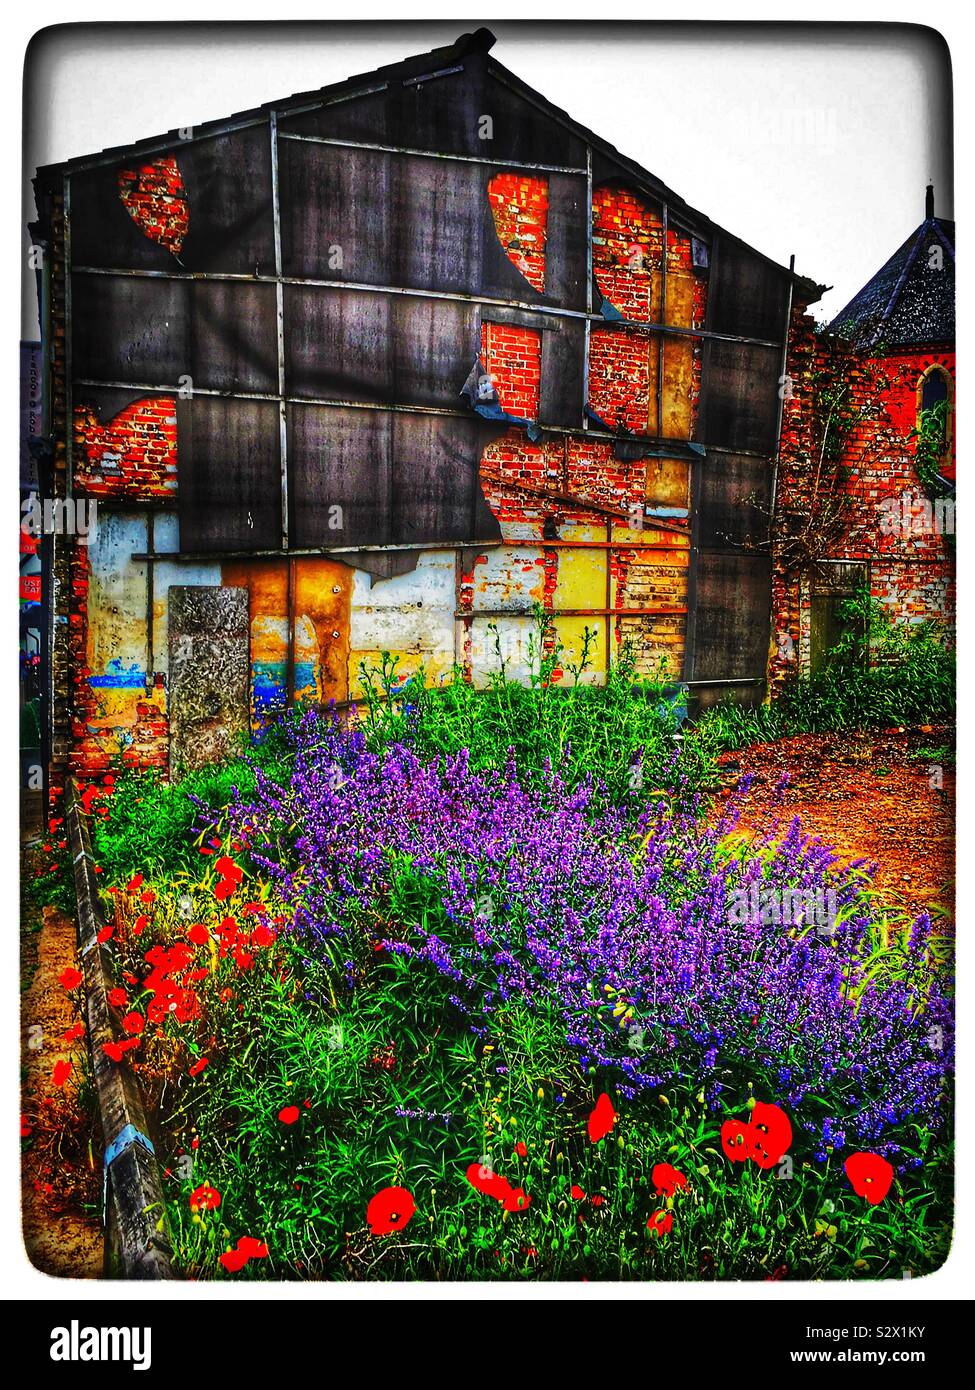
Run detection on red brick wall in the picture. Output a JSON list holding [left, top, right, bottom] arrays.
[[118, 156, 189, 256], [770, 301, 955, 689], [487, 172, 548, 293], [480, 321, 541, 419], [73, 397, 178, 498]]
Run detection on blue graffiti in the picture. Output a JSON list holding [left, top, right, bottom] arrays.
[[89, 658, 146, 689]]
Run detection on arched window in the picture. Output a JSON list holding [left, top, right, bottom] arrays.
[[915, 365, 954, 474]]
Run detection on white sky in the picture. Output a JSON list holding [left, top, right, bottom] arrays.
[[22, 21, 952, 335]]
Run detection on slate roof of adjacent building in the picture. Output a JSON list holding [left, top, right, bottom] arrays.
[[829, 193, 955, 350]]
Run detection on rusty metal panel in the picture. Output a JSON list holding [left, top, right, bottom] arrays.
[[544, 173, 589, 310], [699, 339, 781, 454], [288, 403, 391, 549], [168, 586, 250, 775], [708, 235, 790, 342], [278, 57, 587, 167], [177, 397, 281, 551], [391, 415, 497, 543], [698, 452, 772, 548], [279, 141, 392, 283], [73, 276, 278, 394], [539, 317, 587, 428], [689, 552, 771, 682], [283, 287, 479, 409], [285, 287, 393, 403], [70, 128, 275, 274], [280, 141, 550, 302]]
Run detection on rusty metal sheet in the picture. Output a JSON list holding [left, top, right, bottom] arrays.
[[278, 56, 587, 167], [391, 414, 497, 543], [285, 287, 393, 403], [279, 141, 393, 284], [177, 397, 281, 551], [698, 339, 781, 454], [70, 128, 275, 274], [539, 317, 587, 429], [168, 585, 250, 775], [698, 452, 772, 548], [280, 141, 551, 303], [287, 403, 391, 549], [689, 552, 771, 682], [73, 275, 277, 394], [708, 235, 790, 342]]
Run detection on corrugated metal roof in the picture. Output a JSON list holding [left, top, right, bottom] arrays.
[[829, 213, 955, 350]]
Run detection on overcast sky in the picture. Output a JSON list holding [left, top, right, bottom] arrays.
[[22, 20, 952, 336]]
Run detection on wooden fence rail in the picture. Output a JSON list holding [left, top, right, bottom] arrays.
[[67, 783, 177, 1280]]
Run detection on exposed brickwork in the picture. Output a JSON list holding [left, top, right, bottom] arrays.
[[589, 186, 706, 439], [480, 321, 541, 419], [770, 296, 955, 690], [73, 398, 178, 498], [118, 156, 189, 256], [487, 172, 548, 293], [588, 326, 654, 434], [593, 185, 663, 321]]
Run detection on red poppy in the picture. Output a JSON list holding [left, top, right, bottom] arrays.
[[59, 967, 82, 991], [214, 878, 236, 902], [126, 873, 144, 892], [252, 923, 275, 948], [63, 1022, 85, 1043], [140, 890, 156, 905], [187, 923, 210, 946], [570, 1184, 586, 1200], [236, 1236, 268, 1259], [844, 1152, 894, 1206], [102, 1039, 139, 1062], [465, 1163, 531, 1212], [591, 1195, 605, 1207], [96, 925, 114, 944], [122, 1012, 145, 1036], [652, 1162, 688, 1198], [647, 1209, 673, 1238], [189, 1183, 221, 1213], [514, 1141, 527, 1158], [51, 1060, 72, 1087], [366, 1185, 416, 1235], [132, 914, 148, 936], [219, 1248, 249, 1273], [587, 1092, 617, 1144], [188, 1057, 209, 1077], [278, 1105, 300, 1126], [721, 1118, 751, 1163], [748, 1101, 792, 1170], [20, 1116, 33, 1139], [107, 987, 127, 1008]]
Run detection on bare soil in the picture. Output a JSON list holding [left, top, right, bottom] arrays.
[[20, 905, 103, 1279], [715, 725, 954, 924]]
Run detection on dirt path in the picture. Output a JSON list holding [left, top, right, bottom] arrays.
[[715, 726, 954, 925], [21, 906, 103, 1278]]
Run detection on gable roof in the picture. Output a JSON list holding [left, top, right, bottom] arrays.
[[32, 26, 822, 303], [829, 213, 955, 351]]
